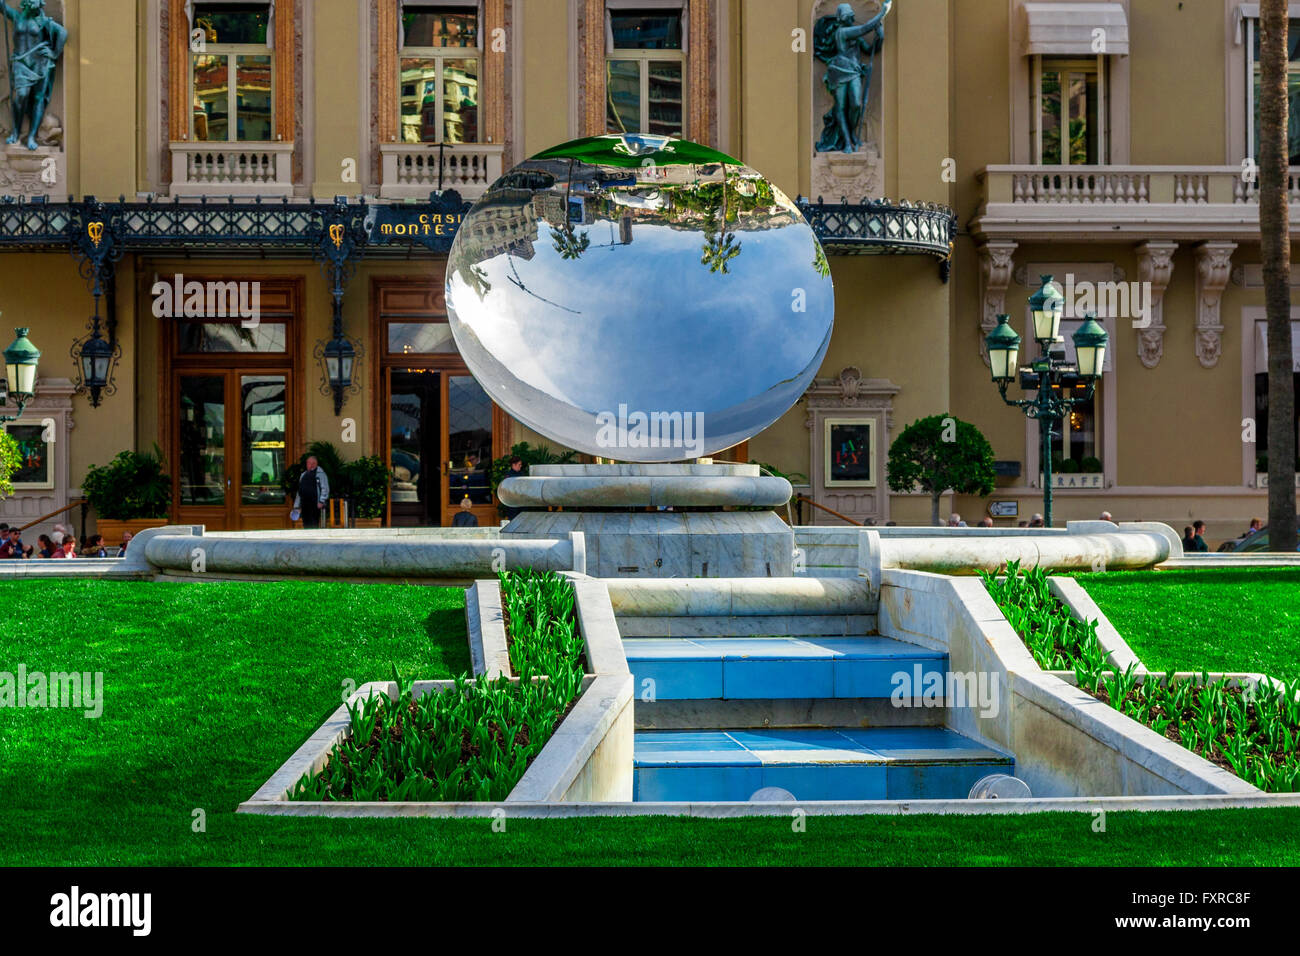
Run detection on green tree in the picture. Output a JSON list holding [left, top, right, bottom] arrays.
[[1260, 0, 1298, 552], [886, 414, 996, 526], [0, 430, 20, 500]]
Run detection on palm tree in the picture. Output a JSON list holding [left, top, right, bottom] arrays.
[[1260, 0, 1298, 551]]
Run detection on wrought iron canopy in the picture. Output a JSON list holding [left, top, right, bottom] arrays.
[[795, 197, 956, 280], [0, 193, 954, 276]]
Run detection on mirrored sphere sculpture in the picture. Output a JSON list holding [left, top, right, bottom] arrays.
[[445, 134, 835, 461]]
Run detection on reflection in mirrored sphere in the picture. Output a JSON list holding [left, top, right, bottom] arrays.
[[445, 134, 834, 461]]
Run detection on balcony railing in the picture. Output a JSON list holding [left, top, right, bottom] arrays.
[[380, 143, 504, 200], [170, 142, 295, 198], [972, 165, 1300, 241]]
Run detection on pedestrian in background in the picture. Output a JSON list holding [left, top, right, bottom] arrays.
[[292, 454, 330, 529], [1191, 520, 1209, 552]]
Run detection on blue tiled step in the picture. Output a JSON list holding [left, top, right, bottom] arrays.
[[624, 635, 946, 700], [633, 727, 1013, 801]]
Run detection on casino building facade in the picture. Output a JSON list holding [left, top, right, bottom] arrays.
[[0, 0, 1293, 544]]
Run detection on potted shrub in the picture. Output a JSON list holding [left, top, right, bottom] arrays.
[[83, 445, 173, 541], [344, 455, 390, 527]]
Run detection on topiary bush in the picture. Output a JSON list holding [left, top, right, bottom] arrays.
[[886, 414, 996, 526]]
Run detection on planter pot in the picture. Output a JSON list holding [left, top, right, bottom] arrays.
[[354, 518, 383, 528], [97, 517, 169, 542]]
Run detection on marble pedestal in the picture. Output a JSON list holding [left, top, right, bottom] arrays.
[[499, 464, 795, 578]]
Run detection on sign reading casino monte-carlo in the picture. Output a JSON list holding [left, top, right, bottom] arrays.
[[365, 196, 469, 254]]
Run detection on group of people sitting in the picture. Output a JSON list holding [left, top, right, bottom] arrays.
[[0, 523, 132, 560]]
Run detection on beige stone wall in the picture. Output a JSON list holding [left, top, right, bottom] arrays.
[[0, 0, 1284, 542]]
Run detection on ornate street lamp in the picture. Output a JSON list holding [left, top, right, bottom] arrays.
[[1027, 272, 1064, 345], [321, 331, 356, 415], [985, 281, 1109, 528], [1, 326, 40, 423]]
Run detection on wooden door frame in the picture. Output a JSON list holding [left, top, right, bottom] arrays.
[[160, 276, 305, 530], [370, 274, 508, 527]]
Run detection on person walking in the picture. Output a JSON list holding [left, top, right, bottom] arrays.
[[292, 454, 330, 530]]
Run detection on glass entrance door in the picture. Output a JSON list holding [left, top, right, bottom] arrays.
[[389, 369, 441, 527], [386, 368, 496, 527], [174, 369, 292, 530]]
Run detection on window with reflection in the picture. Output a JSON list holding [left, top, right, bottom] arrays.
[[178, 376, 227, 505], [177, 322, 288, 353], [240, 375, 287, 505], [386, 321, 457, 355], [1247, 17, 1300, 163], [400, 4, 480, 144], [606, 6, 685, 138], [1034, 57, 1104, 165], [191, 2, 274, 142]]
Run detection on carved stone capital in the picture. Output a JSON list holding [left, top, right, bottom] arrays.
[[1194, 241, 1236, 368], [978, 240, 1018, 366], [1134, 240, 1177, 369]]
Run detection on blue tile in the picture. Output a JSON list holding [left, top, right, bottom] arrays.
[[622, 638, 709, 660], [727, 728, 861, 752], [833, 657, 947, 699], [761, 764, 887, 801], [723, 659, 834, 699], [634, 766, 764, 801], [630, 659, 723, 700], [697, 638, 837, 659], [887, 761, 1014, 800], [807, 637, 948, 662], [634, 730, 746, 752], [839, 727, 1011, 761]]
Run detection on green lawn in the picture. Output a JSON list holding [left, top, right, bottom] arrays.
[[1077, 568, 1300, 681], [3, 577, 1299, 866]]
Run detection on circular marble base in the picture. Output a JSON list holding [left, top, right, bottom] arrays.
[[497, 464, 791, 509]]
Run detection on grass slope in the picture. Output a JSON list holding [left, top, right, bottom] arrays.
[[1077, 568, 1300, 681]]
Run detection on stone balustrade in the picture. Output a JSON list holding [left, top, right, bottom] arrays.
[[170, 142, 295, 197]]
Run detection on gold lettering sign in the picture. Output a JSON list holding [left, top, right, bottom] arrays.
[[328, 223, 344, 249], [87, 221, 104, 247]]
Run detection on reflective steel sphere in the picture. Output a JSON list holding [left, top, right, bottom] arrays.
[[445, 134, 834, 461]]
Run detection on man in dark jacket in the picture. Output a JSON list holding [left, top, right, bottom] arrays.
[[498, 455, 527, 520], [293, 455, 330, 529]]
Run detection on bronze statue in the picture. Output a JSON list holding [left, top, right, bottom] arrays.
[[2, 0, 65, 151], [814, 1, 892, 154]]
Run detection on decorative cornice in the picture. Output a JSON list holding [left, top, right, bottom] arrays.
[[1134, 240, 1177, 369], [1194, 241, 1236, 369], [978, 240, 1018, 366], [802, 367, 901, 433]]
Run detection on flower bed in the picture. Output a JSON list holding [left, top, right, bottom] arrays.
[[983, 562, 1300, 793], [289, 570, 584, 802]]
